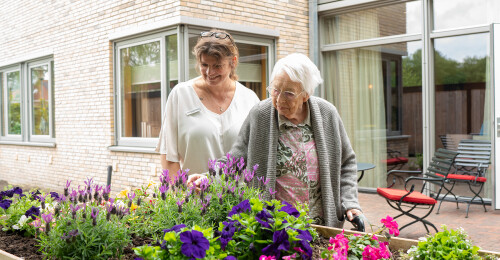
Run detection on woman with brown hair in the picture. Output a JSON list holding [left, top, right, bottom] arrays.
[[156, 29, 260, 180]]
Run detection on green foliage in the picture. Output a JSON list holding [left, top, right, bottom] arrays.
[[0, 186, 39, 235], [402, 49, 423, 87], [405, 225, 482, 260], [8, 102, 21, 135], [126, 172, 262, 241], [219, 199, 316, 259], [134, 226, 225, 260], [37, 205, 130, 259], [402, 48, 487, 87], [134, 199, 317, 260]]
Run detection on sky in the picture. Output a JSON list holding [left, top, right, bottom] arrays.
[[404, 0, 494, 62]]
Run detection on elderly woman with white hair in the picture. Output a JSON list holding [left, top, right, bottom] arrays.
[[190, 53, 362, 228]]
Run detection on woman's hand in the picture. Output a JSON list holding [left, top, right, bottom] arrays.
[[346, 208, 363, 221], [186, 174, 208, 192]]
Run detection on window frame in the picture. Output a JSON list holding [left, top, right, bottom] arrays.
[[0, 56, 55, 145], [111, 25, 277, 151], [1, 66, 23, 141], [114, 30, 175, 148], [27, 59, 55, 142]]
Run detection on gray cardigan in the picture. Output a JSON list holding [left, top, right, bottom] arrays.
[[228, 96, 361, 228]]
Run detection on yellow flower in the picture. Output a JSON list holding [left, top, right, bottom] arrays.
[[117, 189, 129, 198], [130, 202, 138, 211]]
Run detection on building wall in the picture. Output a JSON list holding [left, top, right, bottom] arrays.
[[0, 0, 309, 193]]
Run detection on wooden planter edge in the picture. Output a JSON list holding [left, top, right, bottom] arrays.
[[0, 249, 23, 260], [311, 224, 500, 257]]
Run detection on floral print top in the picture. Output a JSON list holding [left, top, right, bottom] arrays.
[[275, 106, 325, 225]]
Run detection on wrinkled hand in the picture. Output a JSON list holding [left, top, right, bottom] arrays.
[[186, 174, 208, 192], [346, 208, 362, 221]]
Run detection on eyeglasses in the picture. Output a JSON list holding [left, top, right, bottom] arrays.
[[200, 31, 235, 45], [266, 86, 304, 100]]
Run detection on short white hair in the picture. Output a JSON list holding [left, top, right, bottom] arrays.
[[270, 53, 323, 95]]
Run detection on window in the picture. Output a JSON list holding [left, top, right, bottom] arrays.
[[115, 32, 177, 148], [0, 57, 55, 144], [433, 0, 500, 31], [113, 26, 275, 150], [320, 1, 422, 189]]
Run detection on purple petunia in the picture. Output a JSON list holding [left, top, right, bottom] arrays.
[[279, 201, 300, 218], [163, 224, 187, 234], [25, 206, 41, 220], [294, 229, 313, 259], [228, 199, 251, 217], [179, 230, 210, 259], [262, 229, 290, 258], [255, 209, 273, 228], [220, 220, 237, 250], [0, 199, 12, 210], [50, 191, 60, 199], [12, 187, 23, 196]]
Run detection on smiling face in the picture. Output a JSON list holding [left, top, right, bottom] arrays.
[[199, 54, 234, 87], [271, 72, 309, 122]]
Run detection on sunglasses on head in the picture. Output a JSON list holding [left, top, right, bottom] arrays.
[[200, 31, 235, 45]]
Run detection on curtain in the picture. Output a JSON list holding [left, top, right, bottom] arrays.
[[482, 51, 492, 198], [322, 12, 387, 188]]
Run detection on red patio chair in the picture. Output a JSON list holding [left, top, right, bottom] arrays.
[[436, 139, 491, 218], [382, 149, 409, 171], [377, 148, 458, 233]]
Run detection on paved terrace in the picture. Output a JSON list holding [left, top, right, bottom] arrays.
[[354, 192, 500, 252]]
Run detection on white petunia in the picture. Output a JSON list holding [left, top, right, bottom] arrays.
[[13, 215, 29, 230]]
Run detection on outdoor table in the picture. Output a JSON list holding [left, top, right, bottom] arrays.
[[357, 162, 375, 182]]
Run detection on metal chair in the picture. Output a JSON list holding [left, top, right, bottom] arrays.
[[377, 148, 458, 233], [436, 139, 491, 218], [383, 149, 409, 171], [439, 135, 457, 150]]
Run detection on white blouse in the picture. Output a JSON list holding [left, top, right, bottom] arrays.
[[156, 78, 260, 175]]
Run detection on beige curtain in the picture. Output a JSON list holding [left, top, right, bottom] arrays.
[[481, 53, 492, 198], [322, 12, 387, 188]]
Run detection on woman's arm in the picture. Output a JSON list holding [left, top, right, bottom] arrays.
[[161, 154, 181, 180]]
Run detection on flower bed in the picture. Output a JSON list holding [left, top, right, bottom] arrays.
[[1, 155, 499, 259]]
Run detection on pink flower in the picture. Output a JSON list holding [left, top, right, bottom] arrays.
[[327, 230, 349, 259], [282, 253, 296, 260], [259, 255, 276, 260], [361, 241, 392, 260], [380, 215, 399, 237]]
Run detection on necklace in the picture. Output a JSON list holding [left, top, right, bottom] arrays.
[[199, 95, 227, 112], [198, 81, 234, 113]]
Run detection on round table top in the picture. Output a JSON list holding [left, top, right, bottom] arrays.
[[357, 162, 375, 171]]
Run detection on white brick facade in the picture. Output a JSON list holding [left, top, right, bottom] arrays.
[[0, 0, 309, 193]]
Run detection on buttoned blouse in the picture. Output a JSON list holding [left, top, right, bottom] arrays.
[[275, 104, 325, 225], [156, 77, 260, 174]]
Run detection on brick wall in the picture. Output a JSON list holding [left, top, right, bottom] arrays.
[[0, 0, 309, 193]]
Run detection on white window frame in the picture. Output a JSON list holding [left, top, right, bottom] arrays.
[[27, 59, 55, 142], [0, 56, 55, 146], [111, 25, 277, 152], [1, 66, 23, 141], [114, 30, 175, 148]]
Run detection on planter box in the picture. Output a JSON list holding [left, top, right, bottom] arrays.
[[0, 249, 23, 260], [312, 224, 500, 258]]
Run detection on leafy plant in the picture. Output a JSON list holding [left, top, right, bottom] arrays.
[[0, 186, 41, 235], [134, 198, 317, 260], [127, 154, 262, 240], [321, 215, 399, 260], [37, 204, 130, 259], [134, 225, 226, 259], [404, 225, 482, 260]]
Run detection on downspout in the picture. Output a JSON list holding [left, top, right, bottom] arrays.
[[309, 0, 320, 96]]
